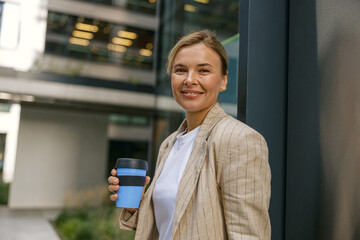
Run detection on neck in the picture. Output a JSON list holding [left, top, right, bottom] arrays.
[[185, 104, 215, 132]]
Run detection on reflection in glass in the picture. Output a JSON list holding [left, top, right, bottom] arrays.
[[107, 140, 149, 175], [0, 103, 11, 112], [76, 0, 157, 15], [150, 0, 240, 174], [0, 2, 3, 35], [45, 11, 155, 70], [157, 0, 239, 100], [109, 114, 150, 126], [0, 134, 5, 172], [0, 2, 20, 49]]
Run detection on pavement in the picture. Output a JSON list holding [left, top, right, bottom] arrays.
[[0, 206, 61, 240]]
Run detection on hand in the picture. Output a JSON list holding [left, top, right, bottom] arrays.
[[107, 169, 151, 213]]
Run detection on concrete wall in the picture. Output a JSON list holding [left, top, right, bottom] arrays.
[[317, 0, 360, 239], [286, 0, 360, 239], [8, 105, 108, 208]]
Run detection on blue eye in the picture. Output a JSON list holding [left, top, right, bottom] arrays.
[[199, 69, 210, 73], [175, 68, 186, 73]]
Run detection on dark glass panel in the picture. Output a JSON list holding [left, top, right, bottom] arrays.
[[107, 140, 149, 174], [45, 11, 155, 70], [77, 0, 157, 15]]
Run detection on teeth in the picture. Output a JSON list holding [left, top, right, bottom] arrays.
[[184, 92, 199, 95]]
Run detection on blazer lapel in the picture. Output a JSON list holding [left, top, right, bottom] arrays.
[[171, 103, 228, 236]]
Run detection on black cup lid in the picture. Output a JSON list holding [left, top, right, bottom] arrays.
[[115, 158, 148, 170]]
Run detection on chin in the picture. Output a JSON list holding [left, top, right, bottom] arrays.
[[181, 104, 208, 114]]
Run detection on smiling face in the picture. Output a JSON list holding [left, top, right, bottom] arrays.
[[171, 43, 228, 116]]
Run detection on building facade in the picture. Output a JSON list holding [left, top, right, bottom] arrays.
[[0, 0, 239, 208]]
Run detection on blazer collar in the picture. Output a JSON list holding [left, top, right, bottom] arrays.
[[158, 103, 228, 180], [194, 102, 228, 142], [175, 102, 228, 143], [153, 103, 227, 171]]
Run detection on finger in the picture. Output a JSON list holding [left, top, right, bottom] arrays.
[[111, 168, 117, 176], [108, 184, 119, 193], [108, 176, 118, 185], [107, 176, 113, 184], [110, 193, 118, 201], [144, 176, 151, 186], [113, 176, 119, 185]]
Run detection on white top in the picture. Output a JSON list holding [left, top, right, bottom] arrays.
[[153, 126, 200, 240]]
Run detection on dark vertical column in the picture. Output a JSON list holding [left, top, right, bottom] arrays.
[[286, 0, 321, 239], [238, 1, 288, 239], [238, 0, 249, 123]]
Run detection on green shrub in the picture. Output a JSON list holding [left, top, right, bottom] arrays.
[[55, 185, 136, 240], [55, 206, 136, 240], [0, 181, 9, 205], [59, 218, 82, 240], [75, 221, 98, 240]]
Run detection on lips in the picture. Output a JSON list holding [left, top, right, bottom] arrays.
[[181, 90, 203, 94], [180, 90, 204, 97], [182, 92, 202, 96]]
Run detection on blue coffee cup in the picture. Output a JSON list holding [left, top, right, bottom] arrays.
[[115, 158, 148, 208]]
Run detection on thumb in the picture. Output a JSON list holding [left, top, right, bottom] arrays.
[[144, 176, 151, 186]]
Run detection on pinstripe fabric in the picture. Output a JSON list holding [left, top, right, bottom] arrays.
[[119, 103, 271, 240]]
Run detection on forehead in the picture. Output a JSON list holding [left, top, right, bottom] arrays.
[[173, 43, 222, 64]]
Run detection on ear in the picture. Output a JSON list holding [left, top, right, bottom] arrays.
[[220, 71, 228, 92]]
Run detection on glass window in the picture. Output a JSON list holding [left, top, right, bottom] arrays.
[[109, 114, 150, 126], [77, 0, 157, 15], [45, 11, 155, 70], [154, 1, 240, 130], [0, 1, 20, 49], [150, 0, 240, 174], [0, 2, 3, 32], [0, 103, 11, 112], [0, 133, 5, 172], [107, 140, 149, 174], [157, 0, 239, 111]]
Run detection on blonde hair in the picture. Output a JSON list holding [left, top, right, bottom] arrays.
[[167, 30, 228, 75]]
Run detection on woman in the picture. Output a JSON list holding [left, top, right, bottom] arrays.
[[108, 30, 271, 240]]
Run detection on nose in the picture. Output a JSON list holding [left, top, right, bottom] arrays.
[[184, 70, 197, 85]]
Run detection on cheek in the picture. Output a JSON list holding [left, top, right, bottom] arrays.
[[209, 78, 223, 93], [170, 76, 175, 87], [171, 76, 182, 89], [170, 78, 179, 96]]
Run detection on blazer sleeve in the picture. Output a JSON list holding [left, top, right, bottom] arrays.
[[218, 125, 271, 240]]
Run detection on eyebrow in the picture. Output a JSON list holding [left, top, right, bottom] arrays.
[[198, 63, 212, 67], [173, 63, 213, 68], [173, 64, 185, 68]]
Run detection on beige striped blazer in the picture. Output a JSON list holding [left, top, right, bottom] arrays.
[[119, 103, 271, 240]]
